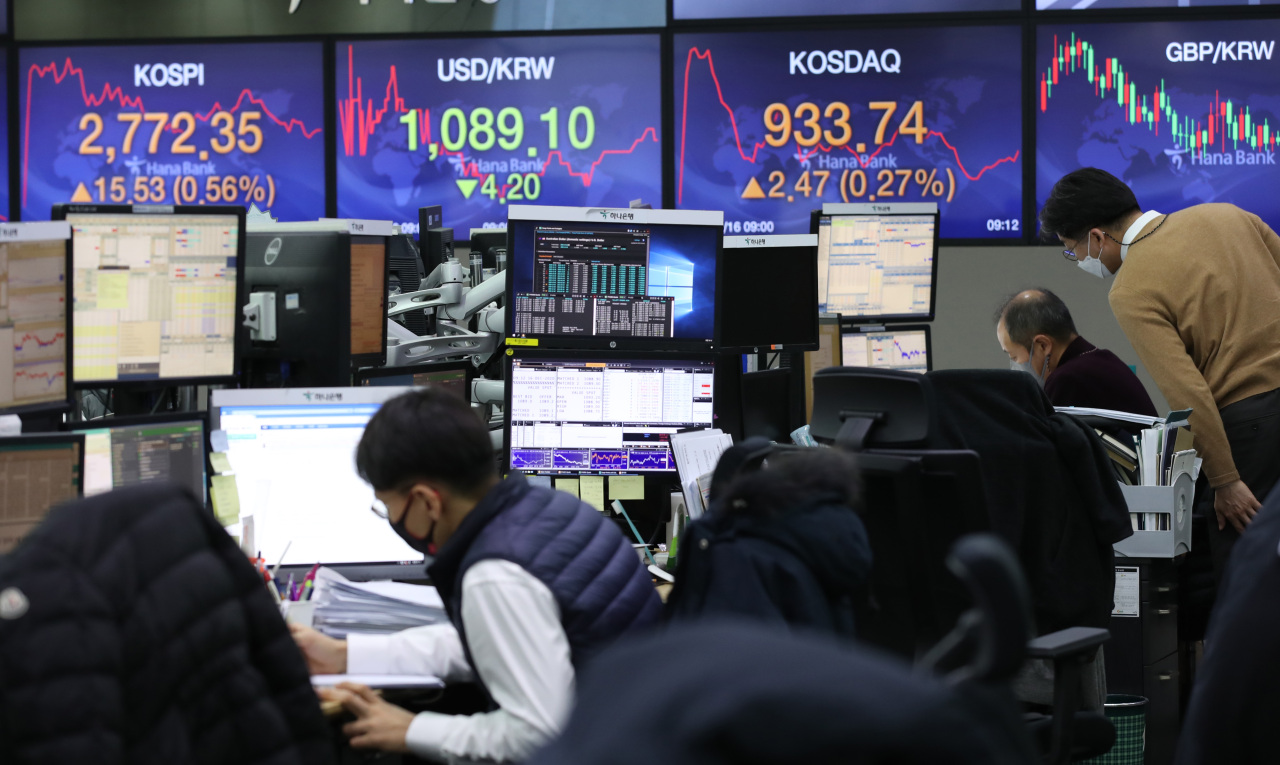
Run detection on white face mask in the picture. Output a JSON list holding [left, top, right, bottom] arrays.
[[1010, 344, 1050, 386], [1076, 235, 1112, 279]]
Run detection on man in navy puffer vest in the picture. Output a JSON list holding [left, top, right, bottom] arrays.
[[291, 388, 662, 761]]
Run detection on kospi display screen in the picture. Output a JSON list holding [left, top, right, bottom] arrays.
[[674, 28, 1023, 240], [20, 43, 325, 221], [0, 51, 9, 221], [1037, 21, 1280, 233], [676, 0, 1020, 19], [336, 35, 663, 237], [1037, 0, 1279, 8]]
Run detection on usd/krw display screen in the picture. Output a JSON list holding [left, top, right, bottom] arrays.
[[1037, 0, 1278, 8], [674, 28, 1023, 239], [20, 43, 325, 221], [0, 51, 8, 220], [336, 35, 663, 237], [1037, 21, 1280, 233], [676, 0, 1020, 19]]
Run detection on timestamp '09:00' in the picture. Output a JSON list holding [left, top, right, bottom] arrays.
[[724, 220, 775, 234]]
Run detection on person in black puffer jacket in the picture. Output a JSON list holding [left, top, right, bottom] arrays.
[[665, 443, 873, 637], [0, 482, 334, 765]]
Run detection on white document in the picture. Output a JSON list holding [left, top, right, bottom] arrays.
[[669, 429, 733, 520], [1055, 406, 1165, 427], [311, 674, 445, 689], [1139, 428, 1161, 486], [1113, 567, 1140, 617]]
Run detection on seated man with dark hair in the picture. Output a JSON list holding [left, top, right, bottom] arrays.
[[995, 288, 1156, 416], [290, 388, 662, 762]]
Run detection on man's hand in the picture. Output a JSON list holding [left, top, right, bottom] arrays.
[[1215, 479, 1262, 534], [290, 623, 348, 675], [331, 683, 416, 753]]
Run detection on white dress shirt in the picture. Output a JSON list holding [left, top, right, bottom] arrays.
[[347, 559, 574, 763]]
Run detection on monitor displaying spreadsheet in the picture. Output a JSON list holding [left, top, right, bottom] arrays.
[[71, 414, 206, 501], [0, 222, 72, 415], [813, 205, 938, 323], [0, 434, 83, 553], [505, 351, 715, 475], [841, 325, 931, 374], [210, 386, 422, 572], [58, 205, 246, 385]]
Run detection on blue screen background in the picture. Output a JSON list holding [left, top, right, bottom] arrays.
[[509, 219, 720, 342], [336, 35, 663, 237], [1036, 20, 1280, 233], [674, 27, 1024, 239], [19, 42, 325, 221]]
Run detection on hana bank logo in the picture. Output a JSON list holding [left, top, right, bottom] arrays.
[[289, 0, 498, 13]]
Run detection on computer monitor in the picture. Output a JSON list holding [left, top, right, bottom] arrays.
[[54, 204, 247, 386], [242, 220, 391, 387], [0, 222, 73, 416], [0, 432, 84, 553], [741, 368, 795, 442], [841, 324, 932, 374], [505, 350, 716, 475], [210, 386, 424, 578], [804, 316, 843, 422], [506, 205, 723, 350], [718, 234, 819, 353], [387, 233, 429, 336], [811, 203, 939, 323], [69, 413, 207, 501], [354, 360, 471, 400]]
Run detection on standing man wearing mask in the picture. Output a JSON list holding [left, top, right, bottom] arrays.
[[995, 287, 1157, 417], [1039, 167, 1280, 576], [290, 388, 663, 762]]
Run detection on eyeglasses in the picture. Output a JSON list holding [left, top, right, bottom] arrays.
[[1062, 240, 1082, 262], [370, 498, 391, 520]]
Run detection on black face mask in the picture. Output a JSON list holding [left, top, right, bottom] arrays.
[[389, 494, 437, 555]]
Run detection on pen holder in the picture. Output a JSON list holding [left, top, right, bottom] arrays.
[[1113, 471, 1194, 558], [282, 601, 316, 628]]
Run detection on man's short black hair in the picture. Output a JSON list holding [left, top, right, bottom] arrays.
[[1038, 167, 1140, 241], [996, 288, 1078, 347], [355, 388, 496, 494]]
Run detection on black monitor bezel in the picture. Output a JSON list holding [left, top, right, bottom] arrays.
[[65, 410, 210, 503], [504, 211, 724, 353], [353, 358, 474, 388], [839, 322, 934, 373], [716, 236, 820, 353], [502, 347, 718, 476], [810, 208, 941, 325], [0, 229, 75, 417], [53, 203, 248, 389]]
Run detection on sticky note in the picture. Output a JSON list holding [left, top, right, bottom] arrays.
[[209, 452, 233, 475], [210, 430, 229, 452], [609, 475, 645, 500], [580, 476, 606, 512], [96, 271, 130, 310], [210, 474, 241, 526], [554, 478, 580, 498]]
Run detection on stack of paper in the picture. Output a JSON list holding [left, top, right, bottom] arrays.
[[312, 567, 449, 638], [669, 429, 733, 520]]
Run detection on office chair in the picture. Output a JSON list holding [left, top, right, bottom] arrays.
[[810, 367, 1115, 764], [529, 533, 1071, 765]]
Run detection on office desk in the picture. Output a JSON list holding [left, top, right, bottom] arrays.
[[327, 681, 491, 764]]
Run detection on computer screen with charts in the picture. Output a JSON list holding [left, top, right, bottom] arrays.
[[211, 386, 423, 575], [0, 433, 84, 553], [505, 350, 715, 475], [812, 204, 938, 323], [56, 205, 246, 386], [507, 205, 723, 350], [0, 222, 72, 415], [70, 414, 206, 501], [718, 234, 819, 352], [841, 325, 931, 374]]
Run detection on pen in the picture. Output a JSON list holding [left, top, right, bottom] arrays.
[[303, 579, 314, 601], [271, 541, 293, 582], [303, 562, 321, 585], [285, 573, 295, 602]]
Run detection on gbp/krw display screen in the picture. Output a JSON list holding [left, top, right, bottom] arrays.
[[674, 28, 1023, 239], [336, 35, 663, 237], [1037, 21, 1280, 232], [20, 43, 325, 221]]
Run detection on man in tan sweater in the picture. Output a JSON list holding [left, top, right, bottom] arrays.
[[1040, 168, 1280, 574]]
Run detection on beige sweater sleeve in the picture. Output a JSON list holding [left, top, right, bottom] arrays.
[[1252, 213, 1280, 272], [1110, 286, 1239, 487]]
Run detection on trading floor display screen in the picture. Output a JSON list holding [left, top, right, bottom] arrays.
[[507, 206, 721, 348], [0, 436, 82, 553], [841, 326, 930, 374], [0, 223, 71, 413], [506, 354, 715, 475], [78, 419, 205, 499], [815, 211, 937, 322], [65, 210, 241, 384]]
